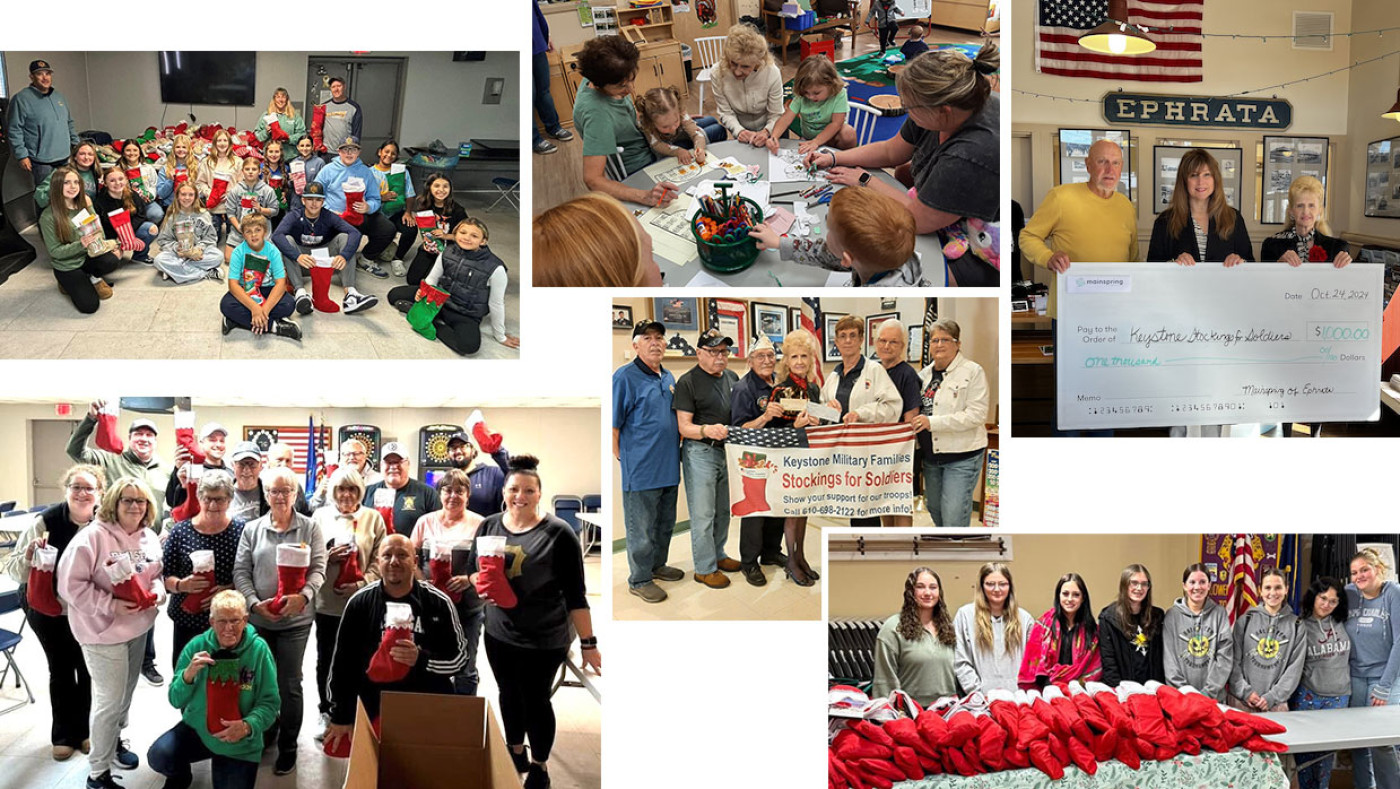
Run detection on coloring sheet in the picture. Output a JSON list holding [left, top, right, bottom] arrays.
[[643, 158, 719, 185], [638, 195, 697, 265], [768, 148, 824, 183]]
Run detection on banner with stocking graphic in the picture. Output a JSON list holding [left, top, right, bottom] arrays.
[[725, 424, 916, 518]]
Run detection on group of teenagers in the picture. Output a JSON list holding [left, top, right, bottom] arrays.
[[533, 24, 1001, 288], [1, 405, 595, 789], [870, 552, 1400, 788], [29, 86, 515, 355]]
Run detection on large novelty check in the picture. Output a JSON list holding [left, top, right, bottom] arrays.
[[1056, 263, 1384, 430]]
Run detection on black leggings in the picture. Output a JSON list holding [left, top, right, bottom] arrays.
[[879, 22, 898, 51], [483, 634, 568, 761], [314, 613, 342, 714], [435, 310, 484, 356], [385, 210, 420, 261], [52, 253, 121, 314], [405, 246, 437, 288], [25, 607, 91, 747]]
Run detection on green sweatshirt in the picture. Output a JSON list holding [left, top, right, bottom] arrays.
[[168, 624, 280, 763], [38, 207, 92, 272]]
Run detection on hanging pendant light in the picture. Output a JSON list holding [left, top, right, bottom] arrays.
[[1079, 0, 1157, 55], [1384, 88, 1400, 121]]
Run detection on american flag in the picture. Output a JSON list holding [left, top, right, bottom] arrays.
[[799, 297, 826, 385], [1036, 0, 1203, 83], [729, 423, 916, 450], [243, 425, 333, 475], [1224, 534, 1259, 625], [920, 298, 939, 369]]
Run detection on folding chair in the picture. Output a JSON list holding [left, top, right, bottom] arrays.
[[487, 177, 519, 212], [0, 501, 15, 514], [579, 495, 602, 555], [846, 102, 881, 148], [693, 36, 728, 115], [0, 589, 36, 715], [552, 495, 583, 536]]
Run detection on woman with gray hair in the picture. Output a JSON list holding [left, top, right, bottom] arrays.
[[233, 465, 326, 776], [805, 42, 1000, 286], [309, 466, 387, 741], [911, 319, 989, 527], [162, 473, 247, 669], [868, 318, 922, 527]]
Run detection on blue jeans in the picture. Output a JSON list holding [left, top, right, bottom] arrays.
[[143, 201, 165, 226], [681, 441, 730, 574], [622, 486, 678, 588], [148, 721, 259, 789], [220, 286, 296, 329], [922, 450, 984, 528], [532, 50, 563, 146], [681, 117, 727, 145], [1290, 686, 1349, 789], [1351, 675, 1400, 789], [132, 221, 158, 261]]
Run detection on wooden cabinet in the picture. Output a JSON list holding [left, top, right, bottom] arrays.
[[616, 1, 676, 44], [636, 47, 687, 94], [928, 0, 994, 34], [548, 51, 576, 128]]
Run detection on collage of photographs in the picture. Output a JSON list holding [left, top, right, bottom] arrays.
[[0, 0, 1398, 788]]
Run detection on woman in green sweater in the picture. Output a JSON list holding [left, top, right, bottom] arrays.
[[872, 566, 959, 705], [147, 590, 279, 789], [38, 166, 123, 314]]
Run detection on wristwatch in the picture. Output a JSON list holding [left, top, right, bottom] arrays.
[[858, 172, 872, 187]]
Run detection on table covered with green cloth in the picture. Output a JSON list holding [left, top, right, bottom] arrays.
[[890, 750, 1287, 789]]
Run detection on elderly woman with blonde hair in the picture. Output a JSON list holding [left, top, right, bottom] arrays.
[[1260, 175, 1351, 267], [770, 329, 824, 586], [533, 193, 665, 287], [147, 590, 279, 789], [711, 23, 785, 147], [807, 42, 1001, 286]]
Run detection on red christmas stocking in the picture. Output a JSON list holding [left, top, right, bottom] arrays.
[[913, 706, 949, 753], [107, 209, 144, 253], [334, 534, 365, 587], [312, 105, 327, 153], [95, 400, 124, 453], [832, 729, 890, 762], [974, 715, 1006, 771], [265, 114, 289, 141], [473, 535, 517, 609], [170, 411, 207, 522], [265, 543, 311, 616], [1044, 685, 1093, 745], [26, 544, 62, 616], [241, 254, 271, 305], [366, 602, 415, 683], [891, 747, 921, 781], [850, 720, 894, 750], [465, 409, 502, 454], [205, 658, 243, 734], [309, 266, 341, 313], [125, 168, 149, 200], [206, 172, 232, 209], [883, 718, 937, 762], [340, 177, 367, 226], [175, 164, 189, 186], [1119, 683, 1175, 748], [181, 549, 217, 615], [372, 488, 396, 536], [943, 708, 980, 747], [291, 160, 307, 195], [1085, 681, 1133, 735], [730, 463, 772, 517], [104, 556, 157, 610], [429, 538, 462, 603]]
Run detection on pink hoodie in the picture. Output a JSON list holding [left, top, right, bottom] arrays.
[[56, 518, 163, 645]]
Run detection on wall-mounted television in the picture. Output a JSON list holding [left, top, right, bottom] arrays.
[[158, 52, 256, 106]]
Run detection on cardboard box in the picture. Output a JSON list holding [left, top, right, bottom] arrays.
[[344, 692, 523, 789]]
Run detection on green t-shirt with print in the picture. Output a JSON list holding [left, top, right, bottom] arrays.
[[789, 89, 849, 139]]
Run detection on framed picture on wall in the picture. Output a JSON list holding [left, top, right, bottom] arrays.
[[750, 302, 789, 352], [651, 297, 701, 332], [907, 325, 923, 363], [864, 312, 898, 358], [1364, 137, 1400, 218], [1261, 135, 1328, 224], [823, 313, 847, 362], [710, 298, 748, 359], [1057, 128, 1133, 199], [1153, 146, 1243, 214], [789, 306, 804, 335], [611, 304, 634, 330]]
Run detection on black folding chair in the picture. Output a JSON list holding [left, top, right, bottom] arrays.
[[0, 589, 35, 713]]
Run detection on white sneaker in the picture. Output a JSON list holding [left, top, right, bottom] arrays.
[[390, 259, 406, 277], [313, 712, 330, 742]]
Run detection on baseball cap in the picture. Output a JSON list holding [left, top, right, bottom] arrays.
[[29, 60, 53, 75], [230, 441, 262, 462], [339, 136, 361, 151], [380, 441, 407, 460], [632, 319, 665, 338], [446, 431, 472, 446], [302, 182, 327, 199], [697, 327, 733, 349], [128, 419, 158, 435], [199, 422, 228, 440]]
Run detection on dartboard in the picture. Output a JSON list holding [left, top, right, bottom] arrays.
[[420, 424, 459, 469], [338, 425, 381, 466]]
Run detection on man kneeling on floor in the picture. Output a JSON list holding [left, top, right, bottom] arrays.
[[321, 535, 467, 753], [272, 182, 378, 316]]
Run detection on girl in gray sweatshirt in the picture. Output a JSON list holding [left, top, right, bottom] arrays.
[[1345, 549, 1400, 789], [1289, 576, 1351, 789], [1228, 569, 1305, 711], [1163, 563, 1233, 700]]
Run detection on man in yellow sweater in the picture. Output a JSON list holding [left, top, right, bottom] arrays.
[[1019, 139, 1137, 435]]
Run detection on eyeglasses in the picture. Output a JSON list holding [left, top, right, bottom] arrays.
[[983, 581, 1010, 590], [67, 485, 98, 494], [119, 497, 147, 507], [343, 451, 366, 458], [700, 347, 731, 356], [383, 459, 405, 467], [211, 617, 246, 627], [201, 496, 230, 504], [1128, 581, 1151, 589], [929, 338, 959, 345], [267, 488, 295, 497]]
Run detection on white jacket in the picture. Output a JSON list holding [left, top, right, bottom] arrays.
[[917, 353, 989, 454], [820, 357, 901, 424]]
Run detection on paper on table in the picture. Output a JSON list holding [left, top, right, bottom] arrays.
[[311, 247, 334, 268], [805, 402, 842, 423], [686, 180, 771, 217], [768, 148, 824, 183], [639, 195, 697, 266], [712, 157, 750, 178], [683, 270, 732, 287], [643, 157, 719, 185], [765, 206, 796, 234]]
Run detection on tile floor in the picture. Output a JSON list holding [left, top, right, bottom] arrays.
[[0, 554, 601, 789], [0, 196, 520, 361]]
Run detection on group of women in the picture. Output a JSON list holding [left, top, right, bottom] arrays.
[[3, 455, 595, 789], [533, 27, 1001, 288], [869, 551, 1400, 788], [768, 314, 990, 530]]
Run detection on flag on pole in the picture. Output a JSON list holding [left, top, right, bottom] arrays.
[[800, 297, 825, 386], [920, 298, 939, 368], [1036, 0, 1204, 83], [1224, 534, 1259, 625], [304, 415, 318, 493]]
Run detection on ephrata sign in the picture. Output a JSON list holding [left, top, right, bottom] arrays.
[[1103, 93, 1292, 130]]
